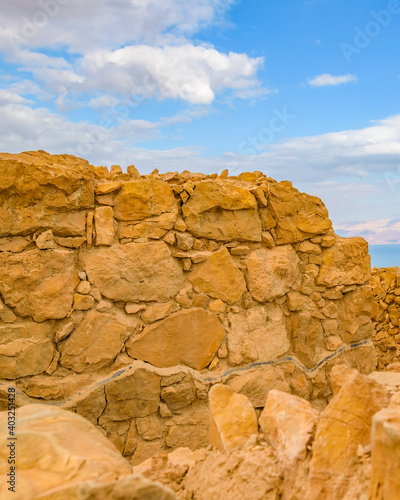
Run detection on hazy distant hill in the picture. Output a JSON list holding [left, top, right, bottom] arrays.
[[335, 219, 400, 245]]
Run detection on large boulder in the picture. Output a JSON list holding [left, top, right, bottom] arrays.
[[127, 309, 225, 370], [208, 384, 258, 451], [259, 389, 319, 467], [0, 151, 94, 237], [267, 182, 332, 244], [182, 180, 262, 242], [227, 305, 290, 365], [80, 242, 185, 302], [370, 405, 400, 500], [0, 323, 55, 379], [59, 311, 130, 373], [188, 246, 246, 305], [0, 249, 77, 322], [0, 404, 130, 499], [245, 246, 301, 302], [306, 365, 389, 499], [113, 180, 177, 221], [317, 236, 371, 287]]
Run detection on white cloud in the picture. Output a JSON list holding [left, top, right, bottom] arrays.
[[0, 0, 266, 106], [307, 73, 358, 87], [0, 0, 236, 53], [80, 44, 264, 104]]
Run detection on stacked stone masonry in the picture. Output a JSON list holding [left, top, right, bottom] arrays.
[[371, 266, 400, 369], [0, 150, 378, 464]]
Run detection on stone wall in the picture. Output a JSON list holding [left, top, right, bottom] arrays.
[[371, 266, 400, 369], [0, 150, 377, 464]]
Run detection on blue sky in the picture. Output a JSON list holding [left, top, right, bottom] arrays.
[[0, 0, 399, 239]]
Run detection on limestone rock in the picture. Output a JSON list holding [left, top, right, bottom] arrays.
[[0, 151, 94, 237], [337, 285, 374, 343], [0, 248, 77, 322], [127, 309, 225, 370], [117, 212, 176, 239], [103, 368, 161, 420], [268, 182, 332, 244], [164, 409, 210, 450], [134, 446, 283, 500], [132, 442, 164, 466], [317, 236, 371, 286], [0, 236, 31, 252], [136, 415, 163, 441], [0, 404, 130, 500], [290, 311, 325, 369], [59, 311, 130, 373], [161, 380, 195, 412], [95, 180, 121, 195], [141, 302, 178, 324], [75, 386, 107, 426], [209, 384, 258, 451], [227, 305, 290, 365], [370, 407, 400, 499], [0, 323, 54, 379], [259, 389, 319, 466], [182, 180, 262, 242], [307, 366, 389, 499], [188, 246, 246, 305], [94, 206, 115, 245], [77, 474, 178, 500], [227, 365, 290, 408], [245, 245, 301, 302], [73, 293, 95, 310], [36, 229, 55, 249], [80, 242, 185, 302], [113, 180, 177, 221]]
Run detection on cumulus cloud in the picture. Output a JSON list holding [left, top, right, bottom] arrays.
[[0, 0, 266, 105], [0, 0, 236, 52], [307, 73, 358, 87], [80, 44, 264, 104]]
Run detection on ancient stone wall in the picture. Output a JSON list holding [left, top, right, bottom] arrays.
[[0, 150, 377, 464], [371, 267, 400, 369]]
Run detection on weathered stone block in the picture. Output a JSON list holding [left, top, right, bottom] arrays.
[[127, 309, 225, 370]]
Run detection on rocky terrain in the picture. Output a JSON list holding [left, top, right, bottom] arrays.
[[0, 150, 399, 499]]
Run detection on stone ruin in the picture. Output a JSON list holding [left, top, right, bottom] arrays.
[[371, 267, 400, 369], [1, 151, 400, 498], [0, 150, 384, 464]]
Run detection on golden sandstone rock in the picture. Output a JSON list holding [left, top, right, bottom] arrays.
[[0, 404, 131, 499], [208, 384, 258, 451], [188, 246, 247, 304], [245, 245, 301, 302], [113, 180, 177, 221], [370, 406, 400, 499], [0, 151, 392, 478], [80, 242, 185, 302], [306, 365, 389, 499], [317, 236, 371, 286], [127, 309, 225, 370], [182, 180, 262, 241], [259, 389, 319, 466], [0, 249, 77, 322], [0, 151, 94, 237]]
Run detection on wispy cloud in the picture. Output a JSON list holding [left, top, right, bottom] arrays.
[[307, 73, 358, 87]]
